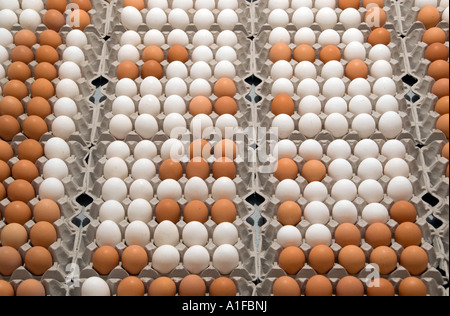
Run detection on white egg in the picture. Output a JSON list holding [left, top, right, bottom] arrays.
[[115, 78, 138, 98], [19, 9, 41, 32], [328, 158, 354, 180], [291, 0, 313, 9], [160, 138, 185, 161], [294, 27, 316, 45], [316, 7, 338, 30], [217, 30, 238, 47], [99, 200, 126, 224], [378, 111, 403, 139], [384, 158, 410, 178], [131, 158, 156, 182], [104, 157, 128, 180], [269, 0, 290, 10], [141, 77, 163, 97], [375, 95, 399, 114], [327, 139, 352, 160], [184, 177, 209, 201], [144, 29, 165, 47], [168, 8, 190, 29], [216, 46, 237, 63], [112, 96, 135, 116], [354, 139, 380, 159], [127, 199, 153, 223], [415, 0, 438, 8], [191, 61, 212, 79], [277, 225, 303, 247], [443, 6, 449, 23], [190, 78, 212, 97], [305, 224, 332, 247], [299, 139, 323, 161], [268, 8, 290, 28], [166, 77, 188, 97], [183, 245, 210, 274], [157, 179, 183, 200], [344, 41, 367, 61], [43, 158, 69, 180], [0, 28, 13, 46], [322, 77, 346, 99], [146, 7, 167, 29], [369, 44, 392, 62], [134, 140, 158, 160], [151, 245, 180, 274], [217, 9, 238, 30], [163, 113, 187, 137], [295, 61, 317, 80], [387, 176, 413, 201], [441, 0, 449, 6], [324, 97, 347, 115], [163, 95, 186, 115], [0, 9, 18, 30], [298, 113, 322, 138], [299, 95, 322, 115], [361, 203, 389, 224], [373, 77, 397, 96], [193, 9, 215, 30], [347, 78, 372, 97], [352, 113, 376, 138], [195, 0, 215, 10], [212, 244, 239, 274], [167, 29, 189, 46], [135, 114, 159, 140], [272, 78, 294, 96], [56, 79, 80, 99], [331, 179, 358, 201], [148, 0, 169, 9], [192, 29, 214, 47], [216, 114, 238, 139], [182, 221, 208, 247], [106, 141, 130, 160], [292, 7, 315, 29], [0, 46, 9, 64], [118, 44, 140, 63], [332, 200, 358, 224], [325, 113, 349, 138], [109, 114, 133, 140], [44, 137, 70, 160], [371, 60, 393, 79], [129, 179, 154, 201], [212, 177, 236, 200], [213, 222, 238, 246], [318, 29, 341, 46], [275, 179, 301, 202], [304, 201, 330, 225], [272, 60, 294, 80], [190, 114, 213, 139], [273, 140, 297, 160], [125, 221, 151, 247], [21, 0, 44, 11], [214, 60, 236, 79], [52, 116, 76, 141], [39, 178, 65, 201], [321, 60, 345, 80], [121, 6, 143, 30], [218, 0, 239, 9], [81, 277, 110, 296], [138, 95, 160, 117], [166, 61, 188, 80], [303, 181, 328, 202], [349, 95, 372, 115], [96, 220, 122, 247], [269, 27, 291, 45], [102, 177, 128, 202], [63, 46, 85, 67], [358, 179, 384, 203], [381, 140, 406, 159], [66, 30, 88, 48], [358, 158, 383, 180], [271, 114, 295, 139], [120, 30, 142, 47], [297, 78, 320, 98], [154, 220, 180, 247], [342, 28, 365, 45], [339, 8, 362, 29]]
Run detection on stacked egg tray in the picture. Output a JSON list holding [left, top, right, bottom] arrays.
[[249, 0, 447, 296], [0, 1, 104, 296], [398, 0, 449, 295]]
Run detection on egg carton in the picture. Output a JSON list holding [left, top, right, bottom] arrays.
[[108, 0, 253, 38], [252, 0, 399, 37], [394, 0, 449, 35], [420, 140, 449, 194]]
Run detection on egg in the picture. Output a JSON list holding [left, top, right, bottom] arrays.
[[0, 246, 22, 275], [186, 158, 209, 180], [338, 245, 366, 274], [332, 200, 358, 224], [278, 246, 306, 275], [7, 179, 36, 203], [148, 277, 177, 296], [0, 280, 14, 296], [0, 223, 28, 249], [336, 276, 365, 296], [308, 245, 335, 274], [121, 6, 143, 31], [436, 114, 450, 138], [366, 278, 395, 296], [24, 246, 53, 275], [0, 96, 24, 118], [183, 245, 210, 274], [432, 78, 449, 99], [182, 221, 208, 247], [125, 220, 151, 247], [369, 246, 398, 274], [179, 275, 206, 297], [3, 80, 28, 100], [121, 245, 148, 275], [435, 96, 449, 115], [184, 177, 209, 201], [29, 222, 57, 248], [155, 199, 180, 223], [211, 199, 237, 224], [273, 276, 301, 296], [43, 9, 66, 32], [92, 245, 120, 275], [395, 222, 422, 248], [0, 9, 18, 30], [151, 245, 180, 274], [117, 277, 145, 296], [398, 277, 427, 296], [212, 244, 239, 274], [305, 275, 333, 296], [0, 140, 13, 162], [400, 246, 428, 275], [417, 6, 441, 29], [422, 27, 447, 45], [81, 277, 110, 296], [425, 42, 449, 62], [183, 200, 209, 223], [19, 139, 44, 163], [365, 223, 392, 248], [334, 223, 362, 247], [16, 279, 46, 297]]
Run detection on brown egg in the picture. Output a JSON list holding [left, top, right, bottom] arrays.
[[395, 222, 422, 248], [400, 246, 428, 276], [432, 78, 449, 99], [183, 200, 209, 224], [338, 245, 366, 274], [398, 277, 427, 296], [72, 0, 93, 11], [369, 246, 398, 275], [334, 223, 362, 247], [141, 60, 163, 79], [345, 59, 369, 80], [270, 43, 292, 62], [16, 279, 46, 296], [0, 280, 14, 296], [365, 223, 392, 248], [38, 30, 63, 49], [363, 0, 385, 7], [11, 46, 34, 64], [0, 183, 6, 201], [14, 30, 37, 48], [339, 0, 360, 9], [0, 246, 22, 276], [320, 45, 342, 63], [0, 223, 28, 249], [428, 60, 450, 81], [422, 27, 447, 45], [117, 276, 145, 296], [68, 9, 91, 31], [0, 115, 20, 141], [155, 199, 180, 223], [277, 201, 302, 226], [214, 96, 238, 116], [442, 143, 449, 160], [366, 278, 395, 296], [148, 277, 177, 296], [214, 78, 237, 98], [0, 96, 24, 118], [2, 80, 29, 100], [209, 277, 237, 296], [293, 45, 316, 63], [211, 199, 237, 224], [8, 62, 32, 82], [4, 201, 32, 225], [435, 96, 449, 115], [22, 115, 49, 141], [43, 9, 66, 32], [26, 97, 52, 119], [123, 0, 145, 10], [159, 159, 183, 180], [32, 200, 60, 224], [186, 158, 210, 180], [189, 139, 212, 159], [35, 45, 60, 65], [213, 157, 236, 179], [301, 160, 327, 183], [167, 45, 189, 63], [142, 46, 165, 63], [278, 246, 306, 275], [7, 179, 36, 203], [271, 94, 295, 116], [34, 62, 58, 81], [308, 245, 335, 274], [425, 43, 449, 62], [390, 201, 417, 223], [30, 78, 55, 100], [273, 276, 301, 296], [0, 160, 10, 182], [121, 245, 148, 275], [24, 246, 53, 275], [336, 276, 364, 296], [189, 96, 213, 116], [214, 139, 237, 160], [92, 245, 120, 275], [179, 275, 206, 296], [47, 0, 68, 13], [274, 158, 298, 181], [305, 275, 333, 296], [17, 139, 44, 163], [365, 6, 387, 28], [446, 164, 449, 177], [0, 140, 14, 162], [417, 6, 441, 29], [436, 114, 449, 138], [368, 27, 391, 46], [12, 160, 39, 183], [29, 222, 57, 248]]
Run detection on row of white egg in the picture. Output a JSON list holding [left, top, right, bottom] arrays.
[[267, 0, 377, 10], [147, 0, 239, 11], [0, 8, 42, 31]]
